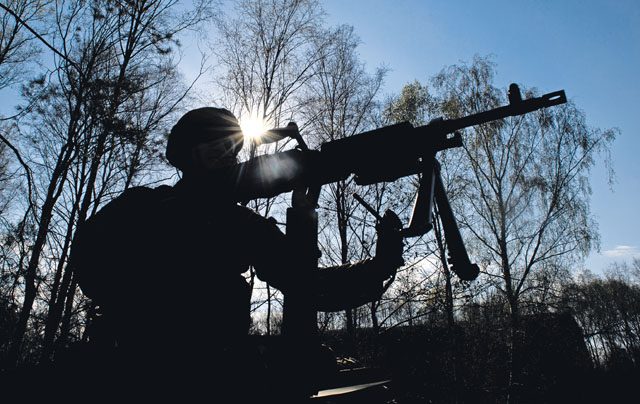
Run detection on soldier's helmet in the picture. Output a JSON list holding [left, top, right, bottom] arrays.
[[166, 107, 244, 171]]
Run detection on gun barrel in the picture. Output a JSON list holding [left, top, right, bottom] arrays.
[[439, 89, 567, 133]]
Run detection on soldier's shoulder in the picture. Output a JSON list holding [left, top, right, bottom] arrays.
[[87, 186, 173, 223], [231, 204, 280, 228], [121, 185, 173, 200], [109, 185, 173, 206]]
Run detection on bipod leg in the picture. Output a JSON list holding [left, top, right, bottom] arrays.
[[433, 163, 479, 281], [403, 154, 437, 238]]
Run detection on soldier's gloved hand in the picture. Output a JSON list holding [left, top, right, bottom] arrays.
[[374, 209, 405, 278]]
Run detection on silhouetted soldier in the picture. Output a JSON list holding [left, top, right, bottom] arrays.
[[69, 107, 404, 400]]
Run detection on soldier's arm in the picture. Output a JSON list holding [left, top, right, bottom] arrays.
[[245, 208, 403, 312]]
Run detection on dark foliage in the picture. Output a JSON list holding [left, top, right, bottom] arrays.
[[319, 312, 624, 403]]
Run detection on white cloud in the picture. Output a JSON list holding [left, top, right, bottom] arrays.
[[603, 245, 640, 258]]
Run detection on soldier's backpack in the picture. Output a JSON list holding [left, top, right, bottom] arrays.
[[70, 185, 173, 306]]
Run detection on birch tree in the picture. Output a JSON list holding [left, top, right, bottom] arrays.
[[431, 55, 617, 402]]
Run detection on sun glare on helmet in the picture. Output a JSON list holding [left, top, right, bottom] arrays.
[[240, 116, 268, 141]]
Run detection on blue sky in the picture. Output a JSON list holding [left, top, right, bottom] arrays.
[[1, 1, 637, 273], [322, 0, 640, 273]]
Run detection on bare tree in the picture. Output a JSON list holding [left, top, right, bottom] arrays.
[[212, 0, 334, 335], [0, 0, 49, 91], [430, 55, 617, 402], [213, 0, 328, 126], [0, 1, 50, 303], [561, 268, 640, 368], [300, 24, 387, 333], [3, 0, 215, 366], [381, 80, 466, 329]]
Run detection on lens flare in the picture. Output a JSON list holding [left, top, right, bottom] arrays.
[[240, 116, 268, 140]]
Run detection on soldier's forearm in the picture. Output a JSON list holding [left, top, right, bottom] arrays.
[[314, 259, 389, 312]]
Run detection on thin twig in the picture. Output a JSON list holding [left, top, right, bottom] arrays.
[[0, 2, 79, 71]]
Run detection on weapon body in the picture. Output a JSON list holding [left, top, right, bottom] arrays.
[[222, 84, 566, 281], [227, 85, 565, 199]]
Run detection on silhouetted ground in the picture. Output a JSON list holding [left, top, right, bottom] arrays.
[[319, 312, 637, 403], [2, 312, 639, 403]]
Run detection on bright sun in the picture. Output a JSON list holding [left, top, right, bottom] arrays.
[[240, 116, 269, 140]]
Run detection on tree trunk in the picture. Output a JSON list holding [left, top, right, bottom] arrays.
[[55, 275, 78, 352], [41, 194, 82, 362], [434, 214, 458, 402], [507, 295, 522, 404], [6, 142, 75, 366]]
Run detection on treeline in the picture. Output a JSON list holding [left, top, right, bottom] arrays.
[[324, 269, 640, 403], [0, 0, 630, 401], [560, 263, 640, 369]]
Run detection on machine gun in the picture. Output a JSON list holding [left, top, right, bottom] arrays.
[[221, 84, 566, 281]]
